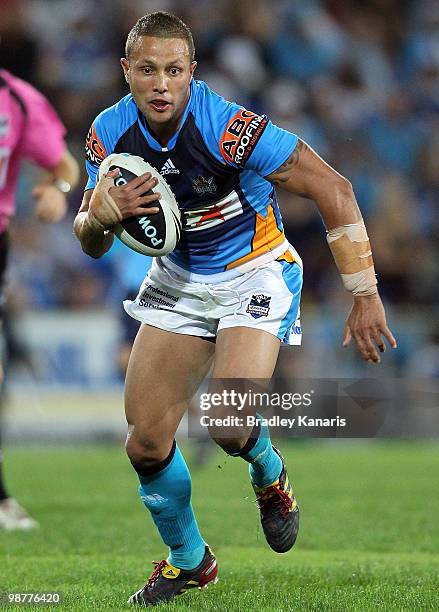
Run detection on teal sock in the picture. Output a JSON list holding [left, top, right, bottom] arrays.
[[240, 416, 282, 488], [138, 442, 205, 570]]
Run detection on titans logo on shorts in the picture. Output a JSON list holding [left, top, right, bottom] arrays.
[[247, 294, 271, 319], [85, 79, 299, 276]]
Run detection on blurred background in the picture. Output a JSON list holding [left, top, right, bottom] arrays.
[[0, 0, 438, 441]]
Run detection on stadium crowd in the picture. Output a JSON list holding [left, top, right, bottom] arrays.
[[0, 0, 438, 374]]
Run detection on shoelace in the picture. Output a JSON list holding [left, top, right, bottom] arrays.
[[146, 560, 168, 589], [258, 484, 293, 517]]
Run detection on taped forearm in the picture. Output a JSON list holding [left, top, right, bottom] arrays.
[[326, 220, 377, 296], [73, 181, 122, 257], [88, 187, 122, 229]]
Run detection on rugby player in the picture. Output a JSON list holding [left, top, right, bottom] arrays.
[[74, 12, 397, 606], [0, 68, 79, 529]]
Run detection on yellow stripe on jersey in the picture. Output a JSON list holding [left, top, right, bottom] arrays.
[[226, 204, 292, 270]]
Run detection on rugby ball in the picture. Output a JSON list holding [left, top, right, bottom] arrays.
[[98, 153, 181, 256]]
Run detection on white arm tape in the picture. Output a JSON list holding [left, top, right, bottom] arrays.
[[326, 219, 377, 296], [341, 268, 377, 296], [87, 188, 122, 233], [326, 220, 369, 244]]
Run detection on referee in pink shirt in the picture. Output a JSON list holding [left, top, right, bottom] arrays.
[[0, 69, 79, 530]]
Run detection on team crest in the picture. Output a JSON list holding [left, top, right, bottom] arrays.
[[192, 175, 217, 196], [246, 294, 271, 319]]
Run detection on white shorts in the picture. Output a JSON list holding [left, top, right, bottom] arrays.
[[124, 251, 303, 345]]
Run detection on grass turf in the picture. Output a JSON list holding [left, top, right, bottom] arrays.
[[1, 441, 438, 611]]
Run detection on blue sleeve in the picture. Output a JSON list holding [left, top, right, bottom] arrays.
[[85, 113, 113, 190], [245, 120, 298, 177], [84, 95, 138, 190], [191, 80, 298, 176]]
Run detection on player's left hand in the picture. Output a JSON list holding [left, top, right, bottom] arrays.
[[343, 293, 397, 363], [32, 184, 68, 223]]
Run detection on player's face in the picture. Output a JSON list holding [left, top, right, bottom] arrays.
[[121, 36, 196, 133]]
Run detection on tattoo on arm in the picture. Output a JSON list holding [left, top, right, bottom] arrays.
[[269, 139, 307, 186]]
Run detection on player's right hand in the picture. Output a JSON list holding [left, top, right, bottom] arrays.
[[88, 168, 161, 231], [343, 293, 397, 363]]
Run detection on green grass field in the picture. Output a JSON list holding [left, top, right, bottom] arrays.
[[1, 441, 438, 611]]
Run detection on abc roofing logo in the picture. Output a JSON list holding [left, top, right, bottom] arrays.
[[246, 294, 271, 319]]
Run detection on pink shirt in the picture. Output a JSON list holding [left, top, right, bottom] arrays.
[[0, 70, 66, 232]]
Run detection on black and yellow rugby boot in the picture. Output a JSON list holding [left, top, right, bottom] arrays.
[[253, 447, 299, 553], [128, 545, 218, 606]]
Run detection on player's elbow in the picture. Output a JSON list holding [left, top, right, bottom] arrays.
[[309, 172, 357, 222], [82, 246, 103, 259], [324, 174, 355, 215], [73, 218, 104, 259], [336, 175, 354, 199], [306, 172, 353, 204], [78, 237, 109, 259]]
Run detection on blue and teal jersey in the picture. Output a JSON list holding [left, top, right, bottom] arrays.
[[85, 79, 298, 275]]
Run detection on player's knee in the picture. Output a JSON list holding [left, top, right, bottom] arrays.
[[125, 434, 169, 473]]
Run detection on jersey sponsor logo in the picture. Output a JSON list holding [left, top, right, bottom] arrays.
[[85, 123, 107, 165], [160, 158, 180, 175], [246, 294, 271, 319], [191, 175, 217, 196], [220, 109, 268, 167], [184, 190, 243, 231]]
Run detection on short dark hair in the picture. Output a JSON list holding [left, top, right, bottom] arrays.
[[125, 11, 195, 61]]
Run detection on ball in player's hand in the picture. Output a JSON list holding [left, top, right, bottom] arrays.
[[98, 153, 181, 257]]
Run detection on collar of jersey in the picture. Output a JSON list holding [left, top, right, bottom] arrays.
[[136, 80, 195, 152]]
